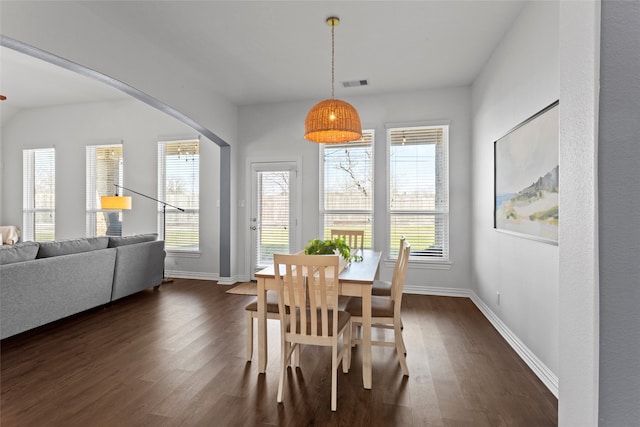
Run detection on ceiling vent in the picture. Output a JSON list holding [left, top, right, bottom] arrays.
[[342, 79, 368, 88]]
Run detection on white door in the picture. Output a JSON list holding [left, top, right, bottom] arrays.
[[250, 162, 298, 278]]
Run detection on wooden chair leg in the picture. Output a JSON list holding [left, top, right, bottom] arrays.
[[331, 342, 338, 411], [292, 343, 300, 368], [277, 339, 289, 403], [343, 321, 352, 373], [351, 322, 360, 347], [394, 322, 409, 376], [397, 320, 407, 355], [246, 312, 254, 361]]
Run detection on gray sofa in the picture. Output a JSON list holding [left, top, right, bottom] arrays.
[[0, 233, 165, 339]]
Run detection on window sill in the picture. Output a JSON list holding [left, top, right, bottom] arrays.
[[408, 260, 452, 270], [166, 250, 201, 258], [383, 258, 452, 270]]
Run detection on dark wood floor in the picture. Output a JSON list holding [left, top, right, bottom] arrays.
[[1, 279, 557, 426]]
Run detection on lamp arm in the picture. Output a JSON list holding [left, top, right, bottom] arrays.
[[114, 184, 185, 212]]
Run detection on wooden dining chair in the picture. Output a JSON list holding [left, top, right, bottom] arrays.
[[274, 253, 352, 411], [344, 242, 411, 376], [372, 236, 407, 297], [330, 229, 365, 253]]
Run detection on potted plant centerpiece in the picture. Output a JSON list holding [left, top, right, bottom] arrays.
[[304, 237, 363, 267]]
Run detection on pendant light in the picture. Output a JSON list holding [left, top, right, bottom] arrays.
[[304, 16, 362, 144]]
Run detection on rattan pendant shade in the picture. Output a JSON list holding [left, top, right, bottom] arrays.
[[304, 16, 362, 144], [304, 99, 362, 143]]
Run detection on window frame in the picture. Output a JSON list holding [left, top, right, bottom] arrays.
[[386, 122, 450, 265], [86, 143, 124, 237], [22, 147, 56, 242], [319, 130, 375, 248], [157, 139, 200, 254]]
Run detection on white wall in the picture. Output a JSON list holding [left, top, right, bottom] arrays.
[[471, 0, 560, 387], [1, 99, 222, 278], [238, 86, 472, 290]]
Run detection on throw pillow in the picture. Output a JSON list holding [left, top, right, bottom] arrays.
[[0, 242, 40, 265]]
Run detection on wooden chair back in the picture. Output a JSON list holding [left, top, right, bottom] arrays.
[[330, 229, 365, 252], [391, 236, 407, 284], [273, 253, 341, 339], [391, 241, 411, 305]]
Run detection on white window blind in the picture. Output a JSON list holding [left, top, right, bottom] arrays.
[[86, 144, 124, 237], [388, 125, 449, 261], [255, 169, 292, 267], [158, 140, 199, 251], [320, 130, 374, 247], [23, 148, 56, 242]]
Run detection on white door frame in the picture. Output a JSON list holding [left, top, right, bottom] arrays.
[[246, 157, 302, 280]]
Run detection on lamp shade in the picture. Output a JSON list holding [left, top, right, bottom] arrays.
[[101, 195, 132, 210], [304, 99, 362, 143]]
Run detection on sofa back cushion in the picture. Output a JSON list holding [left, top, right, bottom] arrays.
[[108, 233, 158, 248], [37, 237, 109, 258], [0, 242, 40, 265]]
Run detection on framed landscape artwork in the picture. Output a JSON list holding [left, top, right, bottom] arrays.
[[494, 100, 559, 245]]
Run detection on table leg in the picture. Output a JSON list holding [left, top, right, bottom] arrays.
[[362, 290, 372, 389], [257, 278, 268, 373]]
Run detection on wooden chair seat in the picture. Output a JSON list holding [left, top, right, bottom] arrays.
[[245, 290, 282, 313], [371, 237, 407, 297], [344, 295, 395, 318], [371, 279, 392, 297], [245, 291, 289, 362]]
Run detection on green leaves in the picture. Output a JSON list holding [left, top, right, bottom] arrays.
[[304, 237, 363, 263]]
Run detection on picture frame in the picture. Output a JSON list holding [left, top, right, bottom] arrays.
[[494, 100, 559, 245]]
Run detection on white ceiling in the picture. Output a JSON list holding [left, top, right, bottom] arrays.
[[0, 1, 525, 120]]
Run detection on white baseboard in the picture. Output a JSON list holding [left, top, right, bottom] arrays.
[[164, 270, 218, 281], [404, 284, 471, 297], [217, 277, 238, 285], [403, 285, 559, 398], [164, 270, 248, 286]]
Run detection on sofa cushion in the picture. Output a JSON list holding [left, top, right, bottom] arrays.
[[36, 237, 109, 258], [108, 233, 158, 248], [0, 242, 40, 265]]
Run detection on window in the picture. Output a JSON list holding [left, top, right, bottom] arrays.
[[86, 144, 124, 237], [158, 139, 199, 252], [388, 125, 449, 261], [320, 131, 374, 247], [23, 148, 55, 242]]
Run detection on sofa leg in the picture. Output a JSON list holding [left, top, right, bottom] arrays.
[[154, 285, 161, 290]]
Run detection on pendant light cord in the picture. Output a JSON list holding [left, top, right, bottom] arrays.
[[304, 16, 362, 143], [331, 22, 335, 99]]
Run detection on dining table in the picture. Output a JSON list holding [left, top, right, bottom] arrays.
[[254, 249, 382, 390]]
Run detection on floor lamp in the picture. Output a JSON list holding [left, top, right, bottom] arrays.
[[101, 183, 184, 284]]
